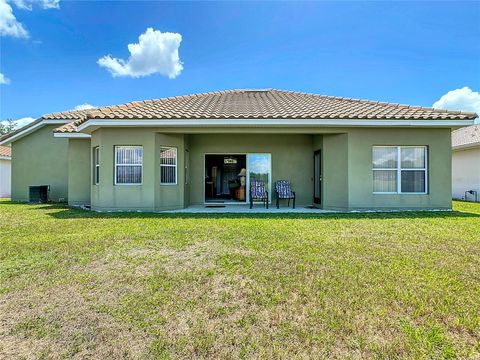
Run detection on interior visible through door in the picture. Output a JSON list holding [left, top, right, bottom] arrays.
[[205, 154, 247, 203]]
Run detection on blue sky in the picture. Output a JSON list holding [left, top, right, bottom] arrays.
[[1, 1, 479, 124]]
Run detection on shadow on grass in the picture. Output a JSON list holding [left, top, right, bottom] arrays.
[[2, 200, 479, 220], [27, 205, 480, 220]]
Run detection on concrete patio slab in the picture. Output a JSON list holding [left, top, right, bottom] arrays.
[[160, 205, 336, 214]]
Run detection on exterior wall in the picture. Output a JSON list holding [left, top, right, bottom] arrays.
[[184, 135, 191, 208], [312, 134, 349, 210], [68, 139, 91, 206], [154, 133, 187, 211], [11, 125, 69, 202], [322, 134, 349, 210], [189, 134, 314, 206], [312, 135, 323, 208], [452, 147, 480, 201], [80, 127, 453, 211], [90, 128, 187, 211], [91, 128, 156, 211], [0, 158, 11, 198], [346, 128, 452, 210]]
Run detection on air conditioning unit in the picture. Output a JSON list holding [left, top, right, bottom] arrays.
[[29, 185, 50, 203]]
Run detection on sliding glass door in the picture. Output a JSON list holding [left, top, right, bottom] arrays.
[[203, 153, 272, 204], [204, 154, 246, 203], [246, 153, 272, 202]]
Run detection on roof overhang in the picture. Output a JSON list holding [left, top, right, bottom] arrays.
[[76, 118, 476, 133], [0, 119, 70, 145], [0, 156, 11, 161], [53, 132, 91, 139], [452, 142, 480, 151]]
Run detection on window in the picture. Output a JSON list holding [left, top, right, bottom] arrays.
[[93, 147, 100, 185], [160, 147, 177, 184], [373, 146, 427, 194], [115, 146, 143, 185]]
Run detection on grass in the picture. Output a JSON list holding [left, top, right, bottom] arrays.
[[0, 200, 479, 359]]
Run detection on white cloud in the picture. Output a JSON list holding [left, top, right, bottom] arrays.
[[37, 0, 60, 9], [73, 103, 96, 111], [98, 27, 183, 79], [11, 0, 32, 9], [433, 87, 480, 115], [0, 0, 60, 39], [1, 116, 35, 129], [0, 0, 28, 38], [0, 72, 10, 85], [12, 0, 59, 10]]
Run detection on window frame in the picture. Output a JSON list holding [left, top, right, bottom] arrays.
[[114, 145, 143, 186], [160, 146, 178, 185], [93, 146, 100, 185], [372, 146, 428, 195]]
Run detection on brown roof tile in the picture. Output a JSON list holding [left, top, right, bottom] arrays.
[[49, 89, 477, 133], [0, 145, 11, 157], [1, 89, 478, 141]]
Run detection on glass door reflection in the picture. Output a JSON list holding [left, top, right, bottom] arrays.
[[247, 153, 272, 202]]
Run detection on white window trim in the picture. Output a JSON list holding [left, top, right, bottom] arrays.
[[114, 146, 143, 186], [373, 146, 428, 195], [94, 146, 100, 185], [160, 147, 178, 185]]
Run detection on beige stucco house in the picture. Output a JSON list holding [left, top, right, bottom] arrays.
[[452, 124, 480, 202], [0, 89, 477, 211], [0, 145, 12, 198]]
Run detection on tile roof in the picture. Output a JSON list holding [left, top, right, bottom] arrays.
[[0, 145, 11, 158], [452, 124, 480, 149], [0, 109, 90, 143], [45, 89, 477, 134], [0, 90, 477, 143]]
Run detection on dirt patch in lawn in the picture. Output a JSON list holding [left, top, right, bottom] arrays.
[[0, 284, 149, 359]]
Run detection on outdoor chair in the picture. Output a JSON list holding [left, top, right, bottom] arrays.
[[275, 180, 295, 208], [249, 180, 268, 209]]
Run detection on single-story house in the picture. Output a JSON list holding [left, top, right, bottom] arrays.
[[452, 124, 480, 202], [0, 145, 12, 198], [0, 89, 477, 211]]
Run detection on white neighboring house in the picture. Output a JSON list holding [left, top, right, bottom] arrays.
[[0, 145, 12, 198], [452, 125, 480, 202]]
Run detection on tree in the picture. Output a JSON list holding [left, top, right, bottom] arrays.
[[0, 119, 16, 136]]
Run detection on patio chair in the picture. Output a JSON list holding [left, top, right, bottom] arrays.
[[249, 180, 268, 209], [275, 180, 295, 209]]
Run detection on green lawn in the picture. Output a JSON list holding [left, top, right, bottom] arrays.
[[0, 200, 479, 359]]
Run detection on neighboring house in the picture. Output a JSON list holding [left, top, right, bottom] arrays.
[[0, 145, 12, 198], [0, 89, 477, 211], [452, 124, 480, 202]]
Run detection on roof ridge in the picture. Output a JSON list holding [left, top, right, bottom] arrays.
[[41, 89, 480, 120], [40, 89, 480, 120]]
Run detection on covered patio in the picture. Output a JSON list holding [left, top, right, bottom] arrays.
[[160, 204, 336, 214]]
